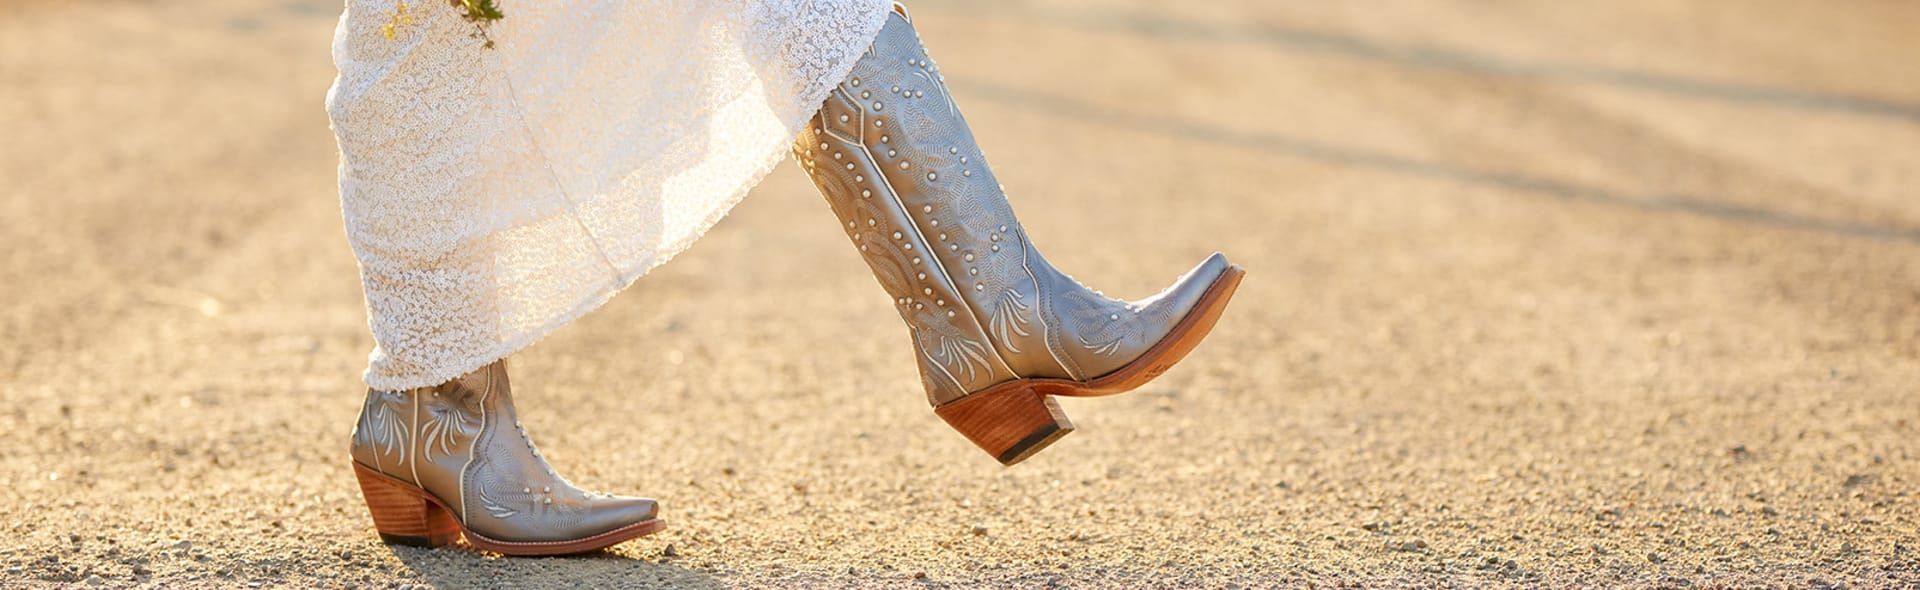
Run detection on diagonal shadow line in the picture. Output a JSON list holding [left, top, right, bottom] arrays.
[[928, 4, 1920, 124], [954, 78, 1920, 246]]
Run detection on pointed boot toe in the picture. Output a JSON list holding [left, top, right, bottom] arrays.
[[1064, 252, 1245, 396]]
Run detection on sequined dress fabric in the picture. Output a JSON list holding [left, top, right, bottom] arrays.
[[326, 0, 892, 389]]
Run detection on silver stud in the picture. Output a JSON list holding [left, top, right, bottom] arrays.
[[922, 205, 932, 213], [936, 299, 945, 306], [947, 310, 957, 318], [891, 85, 900, 93], [543, 486, 551, 493], [854, 174, 864, 182], [927, 172, 938, 181], [990, 244, 1000, 252], [915, 90, 925, 97], [916, 303, 925, 310], [875, 120, 885, 127], [847, 221, 856, 229], [903, 243, 914, 251], [867, 218, 876, 226], [923, 287, 933, 295], [873, 102, 883, 111], [845, 163, 854, 170], [838, 114, 849, 123], [523, 487, 531, 494], [892, 231, 903, 240], [949, 147, 959, 155], [820, 142, 829, 150], [1110, 314, 1120, 321], [851, 78, 861, 86], [938, 233, 947, 241], [963, 170, 972, 177], [888, 149, 898, 157], [950, 244, 960, 252], [960, 156, 968, 164], [929, 219, 939, 227], [544, 498, 553, 505], [833, 152, 842, 160], [999, 225, 1008, 232], [912, 256, 922, 265], [880, 135, 890, 143], [969, 268, 978, 276], [861, 189, 872, 198], [860, 245, 869, 251], [899, 161, 910, 170], [917, 272, 927, 280], [964, 253, 975, 261], [975, 283, 984, 291], [907, 59, 917, 66], [990, 234, 1000, 242], [861, 90, 871, 99]]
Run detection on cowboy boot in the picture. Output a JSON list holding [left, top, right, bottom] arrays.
[[348, 360, 663, 555], [793, 6, 1246, 465]]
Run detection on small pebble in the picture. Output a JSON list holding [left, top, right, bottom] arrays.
[[85, 574, 105, 586], [971, 525, 988, 537]]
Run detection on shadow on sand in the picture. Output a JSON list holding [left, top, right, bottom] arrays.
[[388, 545, 725, 589]]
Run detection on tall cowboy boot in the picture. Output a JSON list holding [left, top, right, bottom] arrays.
[[348, 360, 663, 555], [793, 6, 1246, 465]]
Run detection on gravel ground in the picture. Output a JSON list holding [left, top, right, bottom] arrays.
[[3, 0, 1917, 587]]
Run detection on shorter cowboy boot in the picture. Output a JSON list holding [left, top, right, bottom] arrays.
[[349, 361, 662, 555], [794, 6, 1246, 465]]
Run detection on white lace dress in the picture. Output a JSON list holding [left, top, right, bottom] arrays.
[[326, 0, 893, 390]]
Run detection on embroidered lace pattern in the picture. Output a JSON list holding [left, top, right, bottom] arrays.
[[327, 0, 893, 389]]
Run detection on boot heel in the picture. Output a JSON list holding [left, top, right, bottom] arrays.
[[353, 463, 461, 548], [934, 382, 1075, 466]]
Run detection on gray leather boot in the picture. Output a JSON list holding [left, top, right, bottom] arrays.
[[793, 6, 1246, 465], [349, 360, 663, 555]]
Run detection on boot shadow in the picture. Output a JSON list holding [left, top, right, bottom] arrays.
[[387, 545, 724, 589]]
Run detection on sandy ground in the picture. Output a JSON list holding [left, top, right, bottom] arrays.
[[4, 0, 1918, 587]]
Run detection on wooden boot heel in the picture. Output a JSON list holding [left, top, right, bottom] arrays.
[[934, 382, 1075, 466], [353, 463, 461, 548]]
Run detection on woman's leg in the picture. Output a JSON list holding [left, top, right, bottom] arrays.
[[792, 6, 1246, 465]]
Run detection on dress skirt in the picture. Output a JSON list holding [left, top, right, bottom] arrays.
[[326, 0, 893, 389]]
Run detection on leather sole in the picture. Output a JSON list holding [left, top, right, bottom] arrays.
[[353, 462, 665, 556], [934, 264, 1247, 465]]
